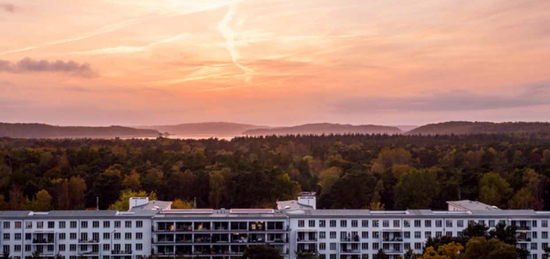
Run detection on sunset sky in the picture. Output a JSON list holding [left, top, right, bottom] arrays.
[[1, 0, 550, 126]]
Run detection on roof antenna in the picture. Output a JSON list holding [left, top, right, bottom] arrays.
[[96, 197, 99, 211]]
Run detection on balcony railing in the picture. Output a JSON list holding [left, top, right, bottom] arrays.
[[32, 239, 54, 244], [78, 239, 99, 244], [111, 250, 132, 255], [341, 236, 360, 242]]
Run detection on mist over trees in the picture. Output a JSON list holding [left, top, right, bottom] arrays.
[[1, 133, 550, 210]]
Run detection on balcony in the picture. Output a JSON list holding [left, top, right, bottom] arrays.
[[32, 239, 54, 244], [382, 237, 404, 242], [78, 239, 99, 244], [516, 226, 531, 231], [297, 237, 317, 243], [341, 236, 360, 243], [111, 250, 132, 255], [340, 249, 361, 254]]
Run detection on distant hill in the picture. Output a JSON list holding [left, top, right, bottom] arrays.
[[395, 125, 418, 132], [0, 123, 160, 139], [243, 123, 402, 136], [408, 121, 550, 135], [140, 122, 267, 136]]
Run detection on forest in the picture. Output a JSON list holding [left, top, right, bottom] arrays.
[[1, 133, 550, 211]]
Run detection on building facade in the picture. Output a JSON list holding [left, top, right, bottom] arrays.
[[1, 201, 550, 259]]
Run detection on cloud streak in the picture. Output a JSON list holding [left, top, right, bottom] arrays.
[[218, 0, 254, 82], [67, 33, 190, 55], [0, 3, 16, 13], [0, 58, 97, 78], [336, 83, 550, 113]]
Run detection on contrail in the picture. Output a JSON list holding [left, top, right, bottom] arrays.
[[66, 33, 190, 55], [218, 0, 254, 82], [0, 2, 231, 57]]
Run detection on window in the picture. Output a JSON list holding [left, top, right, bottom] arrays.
[[25, 222, 32, 229], [362, 232, 368, 239], [70, 221, 77, 228], [59, 221, 66, 228], [25, 234, 31, 240], [352, 220, 358, 228], [404, 232, 411, 239], [319, 232, 326, 239], [457, 220, 464, 228], [383, 220, 389, 228], [59, 245, 66, 252], [373, 232, 379, 239], [3, 245, 9, 254], [436, 220, 442, 228], [15, 233, 21, 240], [309, 220, 315, 228], [446, 220, 453, 228], [373, 220, 379, 228], [426, 232, 432, 238], [362, 220, 369, 227], [298, 220, 305, 228], [93, 221, 99, 228], [393, 220, 400, 228], [446, 231, 452, 237], [59, 233, 66, 240], [362, 243, 369, 250], [458, 231, 463, 237], [25, 245, 31, 252], [479, 220, 485, 226], [125, 221, 132, 228], [330, 243, 337, 250], [319, 243, 326, 250], [533, 220, 538, 228], [489, 220, 495, 228], [103, 244, 110, 251], [425, 220, 432, 228], [543, 220, 548, 228], [542, 232, 548, 239], [81, 221, 88, 228], [103, 233, 110, 240], [103, 221, 110, 228], [532, 243, 538, 250], [70, 245, 76, 251], [125, 233, 132, 240], [70, 233, 77, 240], [414, 232, 421, 238], [330, 220, 336, 228], [414, 220, 421, 228], [533, 231, 538, 239], [37, 221, 44, 229], [136, 221, 143, 228], [114, 233, 121, 240], [415, 243, 422, 250], [47, 221, 54, 229], [115, 221, 121, 228], [373, 243, 379, 250], [330, 232, 336, 239], [340, 220, 347, 227], [436, 231, 442, 237], [404, 220, 410, 228], [136, 233, 143, 240], [3, 222, 10, 229], [320, 220, 326, 228], [14, 222, 21, 229], [14, 245, 21, 252], [4, 233, 10, 240]]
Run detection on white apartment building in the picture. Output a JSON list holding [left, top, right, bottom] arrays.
[[0, 210, 155, 259], [1, 197, 549, 259]]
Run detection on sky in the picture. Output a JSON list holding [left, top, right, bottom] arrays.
[[1, 0, 550, 127]]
